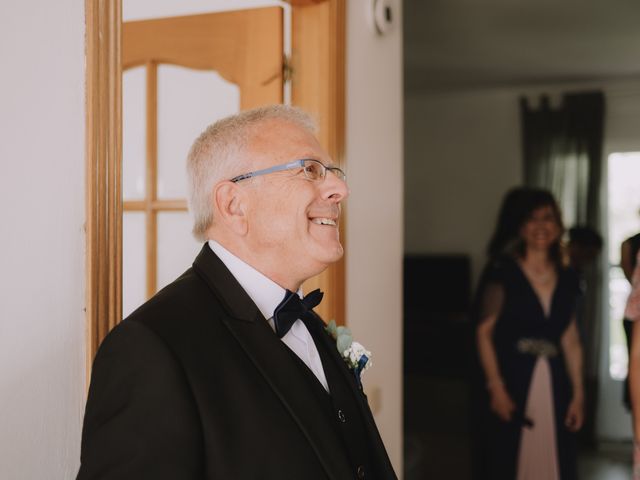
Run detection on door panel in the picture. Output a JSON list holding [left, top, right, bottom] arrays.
[[122, 8, 284, 108], [156, 65, 240, 199]]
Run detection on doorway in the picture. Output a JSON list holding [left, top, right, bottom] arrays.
[[596, 150, 640, 441]]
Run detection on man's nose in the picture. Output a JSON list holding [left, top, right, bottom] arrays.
[[323, 169, 349, 202]]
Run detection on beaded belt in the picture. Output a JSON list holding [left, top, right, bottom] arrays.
[[516, 338, 559, 357]]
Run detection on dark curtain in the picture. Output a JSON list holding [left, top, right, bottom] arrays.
[[520, 91, 605, 446], [521, 92, 604, 227]]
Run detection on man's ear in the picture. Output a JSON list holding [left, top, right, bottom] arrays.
[[213, 181, 248, 236]]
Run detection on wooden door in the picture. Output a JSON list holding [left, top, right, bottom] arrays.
[[121, 8, 283, 315], [86, 0, 345, 360]]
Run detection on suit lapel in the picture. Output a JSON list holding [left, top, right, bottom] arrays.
[[192, 245, 352, 480]]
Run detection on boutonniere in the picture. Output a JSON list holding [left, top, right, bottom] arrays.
[[325, 320, 372, 387]]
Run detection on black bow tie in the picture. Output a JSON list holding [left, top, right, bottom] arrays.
[[273, 289, 324, 338]]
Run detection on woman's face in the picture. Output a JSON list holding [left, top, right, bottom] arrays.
[[520, 205, 562, 251]]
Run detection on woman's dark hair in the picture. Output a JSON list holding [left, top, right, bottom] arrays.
[[513, 188, 565, 267], [487, 187, 534, 259]]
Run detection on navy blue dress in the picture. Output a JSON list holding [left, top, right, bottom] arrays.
[[478, 258, 580, 480]]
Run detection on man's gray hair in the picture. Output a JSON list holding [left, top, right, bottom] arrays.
[[187, 104, 317, 241]]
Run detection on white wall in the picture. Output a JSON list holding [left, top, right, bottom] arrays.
[[404, 89, 523, 284], [0, 1, 86, 479], [345, 0, 404, 473], [124, 0, 287, 19]]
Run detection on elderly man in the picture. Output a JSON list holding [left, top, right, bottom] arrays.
[[77, 105, 396, 480]]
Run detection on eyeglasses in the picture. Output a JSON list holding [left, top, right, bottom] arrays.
[[229, 158, 347, 183]]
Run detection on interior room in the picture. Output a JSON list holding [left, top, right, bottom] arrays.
[[2, 0, 640, 478], [1, 1, 403, 478], [403, 1, 640, 479]]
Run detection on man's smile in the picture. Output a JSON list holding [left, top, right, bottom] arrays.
[[310, 217, 337, 226]]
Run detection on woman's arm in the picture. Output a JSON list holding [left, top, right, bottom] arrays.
[[623, 239, 633, 283], [560, 317, 584, 431], [630, 321, 640, 439], [476, 289, 516, 422], [628, 321, 640, 479]]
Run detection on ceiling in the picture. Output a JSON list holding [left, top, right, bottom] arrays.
[[404, 0, 640, 92]]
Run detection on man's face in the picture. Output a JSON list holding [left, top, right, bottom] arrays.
[[239, 119, 349, 286]]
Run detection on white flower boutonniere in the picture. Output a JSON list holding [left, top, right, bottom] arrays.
[[325, 320, 372, 387]]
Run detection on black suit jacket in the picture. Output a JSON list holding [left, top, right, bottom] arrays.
[[77, 245, 397, 479]]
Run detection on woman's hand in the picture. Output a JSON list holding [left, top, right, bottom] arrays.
[[561, 319, 585, 432], [489, 383, 516, 422], [564, 394, 584, 432]]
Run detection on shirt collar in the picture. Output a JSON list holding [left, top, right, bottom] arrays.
[[207, 240, 300, 323]]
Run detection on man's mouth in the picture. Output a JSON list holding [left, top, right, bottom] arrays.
[[310, 217, 337, 226]]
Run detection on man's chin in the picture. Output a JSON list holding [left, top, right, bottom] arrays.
[[307, 244, 344, 272], [323, 243, 344, 263]]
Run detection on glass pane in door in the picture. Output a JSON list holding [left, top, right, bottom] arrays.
[[157, 211, 202, 291], [156, 65, 240, 199], [123, 66, 146, 200], [122, 212, 146, 317]]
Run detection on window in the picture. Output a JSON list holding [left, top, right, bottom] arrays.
[[607, 152, 640, 379]]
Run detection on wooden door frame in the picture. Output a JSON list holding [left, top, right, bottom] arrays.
[[85, 0, 122, 375], [85, 0, 346, 363]]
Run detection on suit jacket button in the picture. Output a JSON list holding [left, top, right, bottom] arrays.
[[337, 409, 346, 423], [356, 465, 365, 478]]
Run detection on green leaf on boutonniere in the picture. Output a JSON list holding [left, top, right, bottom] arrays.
[[325, 320, 353, 355], [336, 327, 353, 355], [326, 319, 338, 339]]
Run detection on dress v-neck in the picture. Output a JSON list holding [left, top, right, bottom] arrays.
[[514, 260, 559, 320]]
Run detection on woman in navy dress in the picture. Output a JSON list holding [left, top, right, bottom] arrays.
[[476, 190, 584, 479]]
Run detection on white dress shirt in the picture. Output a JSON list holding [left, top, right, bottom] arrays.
[[208, 240, 329, 392]]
